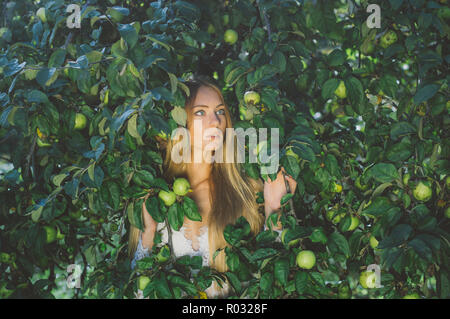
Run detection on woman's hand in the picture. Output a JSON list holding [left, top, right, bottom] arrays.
[[263, 167, 297, 220]]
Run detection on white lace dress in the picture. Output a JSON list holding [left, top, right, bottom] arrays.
[[132, 222, 281, 299]]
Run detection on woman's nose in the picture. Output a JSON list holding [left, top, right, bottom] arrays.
[[209, 112, 220, 128]]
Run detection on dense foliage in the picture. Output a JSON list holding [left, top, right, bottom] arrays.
[[0, 0, 449, 299]]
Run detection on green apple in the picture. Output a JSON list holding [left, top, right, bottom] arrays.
[[36, 8, 47, 23], [296, 250, 316, 269], [24, 68, 39, 80], [344, 216, 360, 232], [403, 173, 411, 186], [207, 24, 215, 34], [158, 190, 176, 206], [338, 282, 352, 299], [156, 245, 171, 263], [369, 236, 379, 249], [326, 210, 346, 224], [44, 226, 57, 244], [413, 181, 433, 202], [222, 14, 230, 26], [244, 91, 261, 105], [359, 271, 377, 289], [380, 30, 398, 49], [437, 7, 450, 20], [334, 81, 347, 99], [403, 293, 420, 299], [138, 276, 151, 290], [239, 105, 253, 121], [332, 182, 343, 193], [224, 29, 238, 45], [56, 227, 65, 240], [173, 178, 190, 196], [74, 113, 87, 130], [0, 253, 11, 263]]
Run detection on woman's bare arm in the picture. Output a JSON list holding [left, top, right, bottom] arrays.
[[141, 194, 158, 250]]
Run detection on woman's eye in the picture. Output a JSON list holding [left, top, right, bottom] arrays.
[[216, 109, 225, 115], [194, 110, 205, 116]]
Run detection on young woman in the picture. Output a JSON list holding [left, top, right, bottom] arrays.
[[128, 76, 297, 298]]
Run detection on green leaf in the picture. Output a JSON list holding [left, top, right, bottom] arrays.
[[48, 49, 66, 68], [127, 201, 142, 231], [146, 196, 165, 223], [274, 258, 289, 286], [330, 232, 350, 257], [345, 76, 364, 107], [155, 274, 173, 299], [260, 272, 273, 292], [52, 173, 67, 187], [226, 249, 240, 272], [408, 238, 432, 262], [118, 24, 138, 48], [224, 61, 249, 86], [386, 141, 413, 162], [182, 197, 202, 222], [281, 154, 300, 180], [295, 271, 308, 294], [362, 196, 394, 217], [379, 74, 398, 98], [321, 78, 339, 100], [64, 178, 79, 199], [170, 106, 187, 126], [378, 224, 412, 249], [250, 248, 278, 262], [367, 163, 399, 183], [327, 49, 346, 66], [309, 227, 327, 244], [390, 122, 417, 140], [272, 51, 286, 73], [167, 203, 184, 231], [413, 84, 440, 105], [280, 193, 293, 206], [225, 272, 242, 294], [310, 272, 325, 287]]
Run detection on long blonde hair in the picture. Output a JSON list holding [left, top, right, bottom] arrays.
[[128, 76, 264, 294]]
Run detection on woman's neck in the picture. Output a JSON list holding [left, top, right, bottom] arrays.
[[186, 162, 212, 190]]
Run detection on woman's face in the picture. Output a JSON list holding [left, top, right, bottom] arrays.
[[187, 86, 227, 159]]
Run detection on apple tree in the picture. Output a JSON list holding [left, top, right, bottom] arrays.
[[0, 0, 449, 299]]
